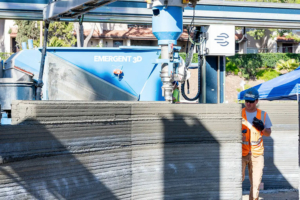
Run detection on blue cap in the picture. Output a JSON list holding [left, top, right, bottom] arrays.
[[172, 81, 178, 86], [244, 87, 259, 101]]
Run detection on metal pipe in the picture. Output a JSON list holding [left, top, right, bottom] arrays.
[[40, 21, 43, 47], [222, 56, 226, 103], [36, 21, 50, 100], [79, 15, 84, 47], [160, 45, 172, 102], [200, 55, 206, 103], [217, 56, 220, 104], [0, 60, 3, 79]]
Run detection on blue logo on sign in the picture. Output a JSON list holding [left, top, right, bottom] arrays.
[[215, 33, 229, 47]]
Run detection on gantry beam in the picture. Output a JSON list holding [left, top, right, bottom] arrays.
[[1, 0, 300, 29], [43, 0, 118, 21]]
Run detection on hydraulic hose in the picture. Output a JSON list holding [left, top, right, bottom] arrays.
[[185, 29, 194, 68], [181, 52, 202, 101], [181, 27, 203, 101]]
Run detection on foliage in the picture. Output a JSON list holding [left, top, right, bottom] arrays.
[[247, 29, 265, 40], [226, 59, 239, 75], [244, 84, 251, 90], [14, 20, 39, 49], [14, 21, 76, 49], [0, 52, 12, 60], [47, 37, 67, 47], [246, 28, 293, 40], [227, 53, 300, 77], [256, 68, 280, 81], [228, 54, 264, 79], [179, 52, 198, 63], [275, 59, 299, 72], [33, 40, 40, 48], [182, 53, 300, 67], [48, 22, 76, 47], [284, 32, 300, 42], [180, 53, 300, 80]]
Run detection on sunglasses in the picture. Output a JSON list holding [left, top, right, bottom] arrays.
[[245, 100, 255, 104]]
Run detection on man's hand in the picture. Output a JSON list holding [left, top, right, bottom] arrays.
[[242, 135, 246, 142], [262, 128, 271, 137], [253, 117, 264, 131]]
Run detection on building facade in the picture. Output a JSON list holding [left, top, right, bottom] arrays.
[[1, 20, 300, 55]]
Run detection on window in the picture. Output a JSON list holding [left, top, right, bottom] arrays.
[[113, 40, 123, 47], [235, 43, 239, 53], [282, 43, 293, 53]]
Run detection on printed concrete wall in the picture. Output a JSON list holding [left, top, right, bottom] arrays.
[[243, 102, 299, 191], [0, 101, 242, 199]]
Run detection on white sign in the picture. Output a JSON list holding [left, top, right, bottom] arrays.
[[205, 25, 235, 56], [94, 56, 142, 63]]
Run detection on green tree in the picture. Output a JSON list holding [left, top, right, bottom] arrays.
[[246, 29, 265, 40], [276, 59, 299, 72], [233, 0, 300, 39], [47, 22, 76, 47], [14, 20, 77, 48], [14, 20, 39, 49]]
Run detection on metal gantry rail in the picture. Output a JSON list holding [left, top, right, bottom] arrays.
[[44, 0, 118, 21], [1, 0, 300, 28]]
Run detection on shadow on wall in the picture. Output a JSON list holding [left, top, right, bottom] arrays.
[[0, 110, 226, 199], [162, 113, 220, 199], [0, 120, 125, 199]]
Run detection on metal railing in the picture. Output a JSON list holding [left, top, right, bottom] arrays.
[[246, 46, 299, 53]]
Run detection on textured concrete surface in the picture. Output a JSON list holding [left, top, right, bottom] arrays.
[[0, 101, 242, 199], [243, 102, 299, 191], [44, 53, 137, 101]]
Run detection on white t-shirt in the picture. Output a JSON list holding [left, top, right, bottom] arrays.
[[246, 110, 272, 129]]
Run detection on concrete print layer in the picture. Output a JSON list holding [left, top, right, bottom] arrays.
[[1, 101, 242, 199], [243, 102, 299, 191]]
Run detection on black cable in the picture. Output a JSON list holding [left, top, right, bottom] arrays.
[[181, 26, 202, 101], [181, 48, 202, 101], [187, 80, 190, 94], [185, 27, 195, 68], [180, 6, 202, 101], [185, 26, 190, 54]]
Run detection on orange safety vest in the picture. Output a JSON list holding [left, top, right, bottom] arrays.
[[242, 108, 267, 157]]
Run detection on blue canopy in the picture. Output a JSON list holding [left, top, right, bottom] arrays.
[[238, 67, 300, 101]]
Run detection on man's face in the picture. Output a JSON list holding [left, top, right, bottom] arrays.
[[245, 99, 258, 111]]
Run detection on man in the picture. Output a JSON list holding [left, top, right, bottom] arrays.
[[242, 88, 272, 200], [172, 81, 180, 103]]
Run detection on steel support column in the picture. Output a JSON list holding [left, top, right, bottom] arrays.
[[36, 21, 50, 100]]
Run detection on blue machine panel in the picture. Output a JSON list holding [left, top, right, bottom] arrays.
[[205, 56, 224, 104], [44, 47, 161, 99], [14, 49, 41, 79], [8, 47, 164, 101]]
